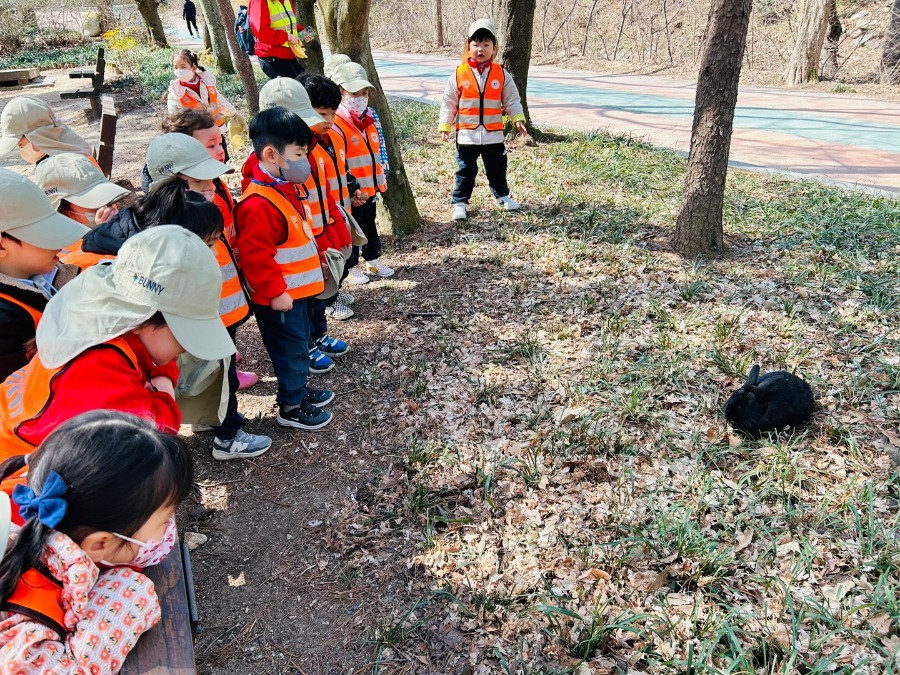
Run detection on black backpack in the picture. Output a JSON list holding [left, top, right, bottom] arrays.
[[234, 5, 256, 55]]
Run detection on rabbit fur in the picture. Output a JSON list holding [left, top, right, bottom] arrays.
[[723, 365, 814, 438]]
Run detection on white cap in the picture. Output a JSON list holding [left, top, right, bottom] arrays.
[[146, 133, 234, 183]]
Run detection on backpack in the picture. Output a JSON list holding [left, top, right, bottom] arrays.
[[234, 5, 256, 55]]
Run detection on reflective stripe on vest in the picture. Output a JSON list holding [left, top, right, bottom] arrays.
[[267, 0, 297, 47], [3, 565, 65, 638], [303, 151, 329, 236], [455, 63, 505, 132], [334, 116, 386, 198], [324, 128, 351, 208], [0, 337, 141, 461], [215, 239, 250, 327], [0, 292, 42, 327], [178, 84, 223, 125], [239, 183, 324, 301]]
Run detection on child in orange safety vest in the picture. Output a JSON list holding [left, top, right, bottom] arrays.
[[167, 50, 237, 138], [0, 410, 194, 673], [0, 169, 87, 382], [438, 19, 529, 222]]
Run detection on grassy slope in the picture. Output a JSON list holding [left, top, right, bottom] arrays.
[[354, 100, 900, 674]]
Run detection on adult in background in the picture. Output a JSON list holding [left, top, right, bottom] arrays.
[[183, 0, 199, 36], [249, 0, 306, 79]]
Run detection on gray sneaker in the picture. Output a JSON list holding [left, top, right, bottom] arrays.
[[212, 429, 272, 461]]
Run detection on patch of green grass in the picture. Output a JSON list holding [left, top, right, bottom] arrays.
[[0, 42, 100, 70]]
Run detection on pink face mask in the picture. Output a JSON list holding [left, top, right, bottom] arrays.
[[100, 518, 178, 568]]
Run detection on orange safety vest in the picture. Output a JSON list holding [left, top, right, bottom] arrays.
[[178, 82, 224, 126], [333, 115, 386, 198], [455, 62, 505, 132], [2, 564, 66, 638], [0, 292, 42, 327], [0, 336, 141, 461], [212, 189, 250, 327], [59, 239, 114, 270], [237, 183, 324, 301], [304, 145, 337, 236], [325, 128, 351, 209]]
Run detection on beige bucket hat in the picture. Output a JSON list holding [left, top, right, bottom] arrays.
[[259, 78, 325, 130], [0, 95, 92, 158], [33, 153, 130, 210], [0, 168, 87, 249], [37, 226, 235, 368], [332, 62, 374, 93], [324, 53, 351, 80], [467, 19, 497, 39], [146, 133, 234, 184]]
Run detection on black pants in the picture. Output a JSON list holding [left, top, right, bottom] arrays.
[[258, 56, 304, 80], [452, 142, 509, 204], [347, 197, 381, 263], [307, 297, 328, 343], [185, 16, 198, 35], [212, 324, 246, 440]]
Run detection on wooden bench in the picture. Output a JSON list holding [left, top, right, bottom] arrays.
[[120, 542, 199, 674], [0, 67, 40, 86], [61, 47, 106, 119], [94, 94, 117, 179]]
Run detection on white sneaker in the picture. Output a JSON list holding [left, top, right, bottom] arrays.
[[496, 196, 521, 211], [364, 259, 394, 278], [336, 290, 355, 306], [346, 268, 370, 285], [325, 301, 355, 321], [451, 203, 467, 221]]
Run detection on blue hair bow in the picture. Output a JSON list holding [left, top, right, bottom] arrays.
[[12, 471, 68, 529]]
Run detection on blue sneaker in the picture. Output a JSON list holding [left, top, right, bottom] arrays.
[[316, 335, 350, 357], [309, 346, 334, 373]]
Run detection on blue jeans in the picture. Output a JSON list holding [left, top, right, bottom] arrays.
[[252, 300, 310, 407]]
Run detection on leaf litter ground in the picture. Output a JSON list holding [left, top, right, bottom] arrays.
[[76, 86, 899, 673]]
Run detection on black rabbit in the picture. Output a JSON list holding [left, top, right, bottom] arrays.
[[723, 365, 814, 438]]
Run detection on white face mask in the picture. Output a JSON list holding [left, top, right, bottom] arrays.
[[100, 517, 177, 568], [342, 94, 368, 116], [174, 68, 194, 81]]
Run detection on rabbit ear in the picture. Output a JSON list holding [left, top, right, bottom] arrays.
[[746, 365, 761, 386]]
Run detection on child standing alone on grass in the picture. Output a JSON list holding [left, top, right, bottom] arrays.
[[0, 410, 193, 673], [439, 19, 528, 222]]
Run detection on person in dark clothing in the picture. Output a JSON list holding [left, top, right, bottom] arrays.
[[183, 0, 199, 36]]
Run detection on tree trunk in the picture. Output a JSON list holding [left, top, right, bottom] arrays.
[[434, 0, 444, 47], [783, 0, 829, 84], [134, 0, 168, 47], [881, 0, 900, 83], [293, 0, 325, 74], [197, 0, 235, 73], [673, 0, 752, 257], [492, 0, 537, 135], [318, 0, 421, 236], [212, 0, 260, 112], [821, 0, 841, 80]]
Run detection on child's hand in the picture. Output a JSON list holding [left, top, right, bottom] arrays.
[[352, 190, 367, 207], [271, 292, 293, 312], [515, 121, 528, 137], [440, 131, 450, 143], [147, 376, 175, 398], [94, 203, 119, 226]]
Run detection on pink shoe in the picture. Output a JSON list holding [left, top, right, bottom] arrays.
[[237, 370, 258, 390], [235, 350, 242, 364]]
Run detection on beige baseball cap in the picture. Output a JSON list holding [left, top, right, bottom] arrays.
[[0, 168, 88, 249], [146, 133, 234, 183], [324, 53, 351, 80], [260, 78, 325, 130], [0, 95, 92, 157], [467, 18, 497, 39], [37, 225, 235, 368], [332, 62, 374, 93], [33, 153, 130, 210]]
